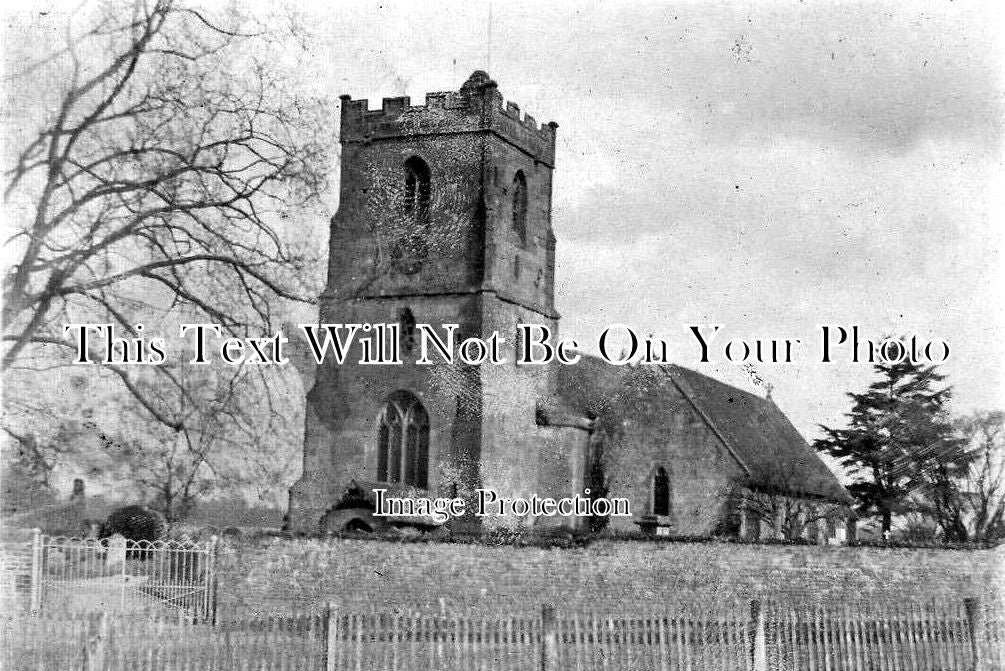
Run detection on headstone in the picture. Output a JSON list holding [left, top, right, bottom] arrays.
[[835, 526, 847, 545], [106, 534, 126, 572]]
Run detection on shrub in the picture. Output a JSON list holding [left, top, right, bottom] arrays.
[[102, 504, 166, 542]]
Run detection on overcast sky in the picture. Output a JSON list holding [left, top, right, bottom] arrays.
[[296, 1, 1004, 439], [4, 1, 1003, 444]]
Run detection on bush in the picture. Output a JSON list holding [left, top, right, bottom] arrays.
[[102, 504, 166, 542]]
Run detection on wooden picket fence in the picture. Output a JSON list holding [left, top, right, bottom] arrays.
[[2, 598, 1002, 670], [5, 610, 327, 671], [757, 600, 1004, 671]]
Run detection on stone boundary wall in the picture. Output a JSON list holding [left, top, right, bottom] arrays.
[[215, 538, 1004, 620]]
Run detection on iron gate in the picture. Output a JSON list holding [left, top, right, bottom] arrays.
[[27, 532, 217, 620]]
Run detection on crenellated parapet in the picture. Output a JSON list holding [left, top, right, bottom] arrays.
[[339, 71, 558, 166]]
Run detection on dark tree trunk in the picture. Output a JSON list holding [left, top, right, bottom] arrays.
[[881, 509, 892, 536]]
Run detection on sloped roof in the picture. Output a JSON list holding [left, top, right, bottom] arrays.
[[539, 354, 628, 427], [552, 357, 851, 504], [666, 365, 852, 504]]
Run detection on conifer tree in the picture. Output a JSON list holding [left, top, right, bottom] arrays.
[[813, 357, 968, 538]]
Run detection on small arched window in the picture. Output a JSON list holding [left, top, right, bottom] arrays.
[[377, 391, 429, 488], [653, 467, 670, 516], [403, 157, 431, 223], [512, 171, 527, 244], [397, 307, 417, 353]]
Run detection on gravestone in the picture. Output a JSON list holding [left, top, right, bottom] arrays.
[[106, 534, 126, 573]]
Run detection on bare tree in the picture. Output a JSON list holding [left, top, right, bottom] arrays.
[[3, 0, 330, 422], [913, 410, 1005, 542], [0, 431, 59, 515], [958, 411, 1005, 541], [95, 362, 300, 522], [734, 482, 847, 542], [2, 348, 302, 522]]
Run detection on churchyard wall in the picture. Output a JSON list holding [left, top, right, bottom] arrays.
[[214, 536, 1004, 620]]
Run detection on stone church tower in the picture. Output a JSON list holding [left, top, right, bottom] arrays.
[[289, 71, 852, 540], [288, 72, 593, 534]]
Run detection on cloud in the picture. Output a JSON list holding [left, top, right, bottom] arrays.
[[486, 2, 1004, 155], [211, 0, 1005, 435]]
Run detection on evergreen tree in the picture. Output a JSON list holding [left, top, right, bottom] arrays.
[[813, 357, 968, 538]]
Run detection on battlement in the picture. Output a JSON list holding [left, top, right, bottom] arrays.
[[339, 71, 558, 166]]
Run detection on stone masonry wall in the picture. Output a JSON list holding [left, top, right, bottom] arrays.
[[215, 537, 1004, 620], [603, 373, 746, 535]]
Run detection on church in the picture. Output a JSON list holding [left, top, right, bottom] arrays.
[[287, 71, 852, 540]]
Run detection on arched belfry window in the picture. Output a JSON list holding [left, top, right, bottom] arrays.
[[653, 467, 670, 516], [403, 157, 431, 223], [397, 307, 417, 353], [512, 171, 527, 244], [377, 391, 429, 488]]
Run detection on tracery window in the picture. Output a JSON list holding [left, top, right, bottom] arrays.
[[376, 391, 429, 488]]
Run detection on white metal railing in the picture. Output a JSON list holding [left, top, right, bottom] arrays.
[[22, 530, 217, 620]]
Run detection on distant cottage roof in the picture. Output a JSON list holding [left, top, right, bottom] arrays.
[[546, 357, 851, 505]]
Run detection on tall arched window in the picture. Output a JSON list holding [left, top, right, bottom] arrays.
[[512, 171, 527, 244], [403, 157, 431, 223], [653, 467, 670, 517], [376, 391, 429, 488]]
